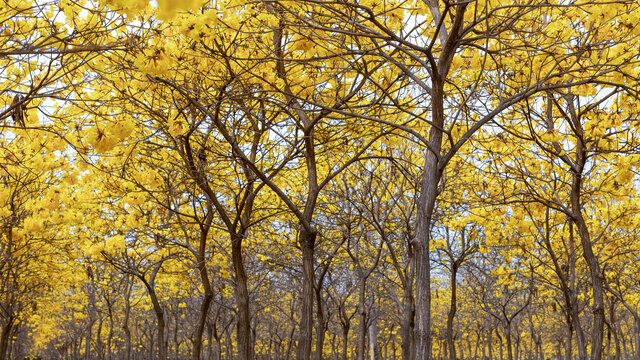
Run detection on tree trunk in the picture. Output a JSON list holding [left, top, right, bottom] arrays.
[[488, 328, 493, 360], [123, 301, 132, 360], [358, 280, 367, 360], [401, 284, 414, 360], [107, 309, 114, 360], [413, 237, 433, 360], [369, 316, 379, 360], [343, 326, 350, 360], [612, 312, 620, 360], [572, 187, 604, 360], [86, 319, 93, 360], [296, 228, 317, 360], [565, 322, 573, 360], [497, 330, 503, 360], [568, 221, 588, 360], [0, 321, 12, 360], [413, 3, 469, 355], [313, 286, 326, 360], [232, 234, 252, 360], [633, 317, 640, 360], [569, 112, 604, 360], [446, 265, 458, 360], [506, 324, 513, 360], [193, 243, 213, 360], [147, 288, 167, 360]]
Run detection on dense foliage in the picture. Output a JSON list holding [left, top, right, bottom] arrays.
[[2, 0, 640, 360]]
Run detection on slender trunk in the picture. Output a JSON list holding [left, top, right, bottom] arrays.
[[506, 324, 513, 360], [401, 284, 414, 360], [174, 312, 180, 359], [568, 221, 587, 360], [86, 319, 93, 360], [565, 321, 573, 360], [482, 332, 486, 360], [612, 310, 620, 360], [232, 234, 252, 360], [146, 288, 167, 360], [296, 228, 317, 360], [488, 329, 493, 360], [214, 328, 222, 360], [572, 188, 604, 360], [606, 319, 612, 360], [621, 325, 628, 360], [332, 333, 337, 360], [194, 240, 214, 360], [107, 310, 114, 360], [225, 326, 233, 360], [413, 68, 446, 360], [97, 316, 104, 359], [358, 280, 367, 360], [158, 310, 166, 360], [446, 265, 458, 360], [206, 323, 213, 360], [86, 280, 97, 360], [124, 298, 132, 360], [414, 3, 468, 354], [342, 327, 350, 360], [286, 326, 295, 360], [0, 321, 12, 360], [569, 109, 604, 360], [313, 287, 326, 360], [633, 317, 640, 360], [369, 316, 379, 360], [413, 237, 432, 360]]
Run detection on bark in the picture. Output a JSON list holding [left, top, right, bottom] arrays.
[[85, 319, 93, 360], [571, 169, 604, 360], [296, 228, 317, 360], [621, 330, 628, 360], [0, 320, 12, 360], [97, 316, 104, 359], [401, 285, 415, 360], [140, 266, 167, 360], [174, 311, 180, 359], [445, 264, 458, 360], [496, 330, 503, 360], [565, 322, 573, 360], [193, 217, 214, 360], [488, 329, 493, 360], [568, 222, 588, 360], [84, 273, 98, 360], [567, 96, 604, 360], [368, 316, 379, 360], [413, 235, 433, 360], [123, 295, 132, 360], [413, 4, 468, 359], [606, 320, 611, 360], [232, 234, 252, 360], [342, 326, 350, 360], [150, 292, 167, 360], [611, 307, 620, 360], [206, 323, 213, 360], [634, 317, 640, 360], [506, 324, 513, 360], [357, 280, 367, 360], [107, 306, 114, 360], [313, 284, 327, 360]]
